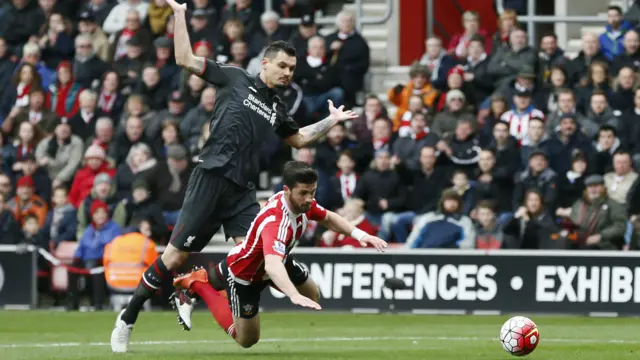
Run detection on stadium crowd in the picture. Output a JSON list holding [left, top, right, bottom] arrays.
[[1, 0, 640, 307]]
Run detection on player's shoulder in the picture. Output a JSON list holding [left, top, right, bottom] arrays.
[[262, 191, 286, 215]]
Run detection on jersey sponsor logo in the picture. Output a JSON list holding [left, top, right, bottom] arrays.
[[185, 236, 196, 248], [273, 241, 286, 255], [243, 94, 275, 125]]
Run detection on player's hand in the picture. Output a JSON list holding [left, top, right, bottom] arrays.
[[166, 0, 187, 13], [360, 234, 388, 252], [290, 293, 321, 310], [328, 100, 358, 123]]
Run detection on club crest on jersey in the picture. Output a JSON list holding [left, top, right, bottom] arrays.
[[273, 241, 286, 255], [243, 304, 254, 315]]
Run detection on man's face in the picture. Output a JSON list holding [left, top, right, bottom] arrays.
[[614, 154, 632, 175], [0, 176, 11, 197], [300, 24, 317, 38], [296, 149, 314, 164], [142, 68, 160, 87], [452, 173, 468, 189], [372, 119, 391, 140], [558, 93, 575, 113], [493, 124, 509, 142], [559, 118, 576, 137], [127, 45, 143, 59], [618, 68, 635, 89], [582, 34, 598, 55], [528, 120, 544, 142], [81, 94, 97, 111], [540, 36, 557, 54], [608, 8, 622, 28], [76, 38, 93, 57], [285, 182, 316, 214], [231, 42, 248, 61], [55, 123, 71, 140], [52, 189, 68, 207], [477, 207, 495, 227], [510, 30, 527, 50], [468, 41, 483, 58], [478, 150, 495, 172], [590, 95, 608, 113], [156, 47, 170, 60], [125, 118, 143, 140], [338, 13, 354, 34], [455, 122, 472, 140], [411, 115, 426, 134], [443, 199, 459, 213], [262, 51, 296, 89], [133, 188, 148, 203], [201, 88, 216, 111], [624, 31, 640, 53], [190, 16, 208, 32], [327, 125, 345, 145], [514, 95, 531, 110], [426, 38, 442, 58], [78, 20, 96, 34], [262, 18, 279, 34], [598, 130, 615, 149], [308, 38, 325, 58], [96, 124, 113, 141], [168, 100, 185, 114], [39, 0, 55, 12], [95, 183, 110, 199], [30, 92, 45, 110], [17, 186, 33, 201], [375, 152, 391, 171], [587, 184, 604, 201], [22, 160, 36, 176], [420, 147, 436, 170], [448, 95, 464, 111], [529, 155, 547, 173], [126, 12, 140, 30]]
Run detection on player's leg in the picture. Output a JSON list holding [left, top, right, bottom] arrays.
[[286, 256, 320, 301], [111, 166, 225, 352]]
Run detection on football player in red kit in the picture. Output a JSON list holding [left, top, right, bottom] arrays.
[[173, 161, 387, 348]]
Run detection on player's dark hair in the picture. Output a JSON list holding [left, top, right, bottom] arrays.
[[283, 161, 318, 189], [264, 40, 296, 59]]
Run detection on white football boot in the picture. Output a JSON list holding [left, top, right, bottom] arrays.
[[110, 309, 133, 353], [170, 289, 197, 331]]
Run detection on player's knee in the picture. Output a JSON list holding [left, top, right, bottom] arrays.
[[236, 334, 260, 348], [161, 245, 189, 270]]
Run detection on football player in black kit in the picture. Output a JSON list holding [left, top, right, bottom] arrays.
[[110, 0, 359, 353]]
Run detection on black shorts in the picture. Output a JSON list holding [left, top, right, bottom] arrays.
[[216, 256, 310, 319], [169, 165, 260, 252]]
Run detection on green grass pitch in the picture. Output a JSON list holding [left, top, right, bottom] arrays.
[[1, 311, 639, 359]]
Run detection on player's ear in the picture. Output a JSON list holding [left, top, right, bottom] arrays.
[[283, 185, 290, 193], [261, 57, 269, 69]]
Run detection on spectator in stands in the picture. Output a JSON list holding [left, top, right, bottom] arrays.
[[388, 62, 438, 133], [610, 66, 637, 111], [35, 120, 83, 188], [153, 37, 179, 88], [114, 143, 158, 200], [449, 170, 475, 215], [557, 174, 626, 249], [392, 112, 439, 172], [328, 150, 358, 211], [390, 146, 450, 243], [144, 144, 192, 226], [159, 120, 181, 155], [0, 192, 21, 243], [491, 9, 518, 51], [349, 94, 388, 142], [67, 89, 102, 141], [0, 0, 43, 51], [604, 151, 638, 204], [419, 37, 455, 92], [212, 19, 244, 64], [545, 114, 593, 176], [96, 71, 125, 120], [405, 189, 475, 248], [183, 73, 206, 109], [37, 0, 58, 20], [279, 0, 312, 19], [79, 0, 115, 27], [228, 40, 249, 69], [103, 0, 150, 35], [437, 118, 481, 176], [0, 62, 43, 123], [44, 186, 76, 246], [20, 43, 55, 88], [76, 172, 122, 238], [570, 32, 609, 86], [325, 9, 370, 107], [447, 11, 491, 59], [520, 117, 548, 166], [460, 35, 492, 105], [110, 115, 161, 166], [538, 33, 568, 86], [625, 88, 640, 155], [479, 94, 508, 144], [396, 95, 427, 138], [546, 88, 592, 138], [437, 67, 476, 111], [473, 148, 510, 216], [249, 10, 289, 58], [557, 150, 588, 208], [514, 150, 558, 211], [145, 0, 173, 38], [577, 62, 612, 114], [599, 5, 633, 61], [18, 212, 45, 252], [321, 199, 376, 248], [289, 13, 317, 61], [137, 66, 171, 111], [9, 122, 43, 178], [7, 175, 48, 227], [489, 28, 537, 92], [500, 87, 545, 144], [68, 199, 121, 311], [39, 13, 75, 70], [611, 30, 640, 74], [474, 200, 507, 249], [586, 90, 621, 134], [180, 87, 215, 149], [295, 36, 344, 119], [315, 123, 355, 176], [19, 153, 51, 202], [77, 11, 110, 62], [504, 189, 561, 249], [431, 90, 475, 138], [352, 149, 406, 228], [218, 0, 260, 41], [113, 35, 149, 92], [352, 117, 394, 173], [148, 91, 186, 139], [0, 37, 17, 94], [46, 61, 83, 120], [85, 117, 114, 153], [189, 10, 216, 45], [594, 125, 621, 175], [118, 94, 155, 134], [68, 145, 115, 208], [499, 67, 545, 111], [113, 178, 167, 241], [539, 66, 570, 114], [2, 88, 58, 138], [0, 173, 12, 199], [73, 33, 108, 90]]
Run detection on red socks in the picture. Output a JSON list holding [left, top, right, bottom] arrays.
[[191, 281, 236, 338]]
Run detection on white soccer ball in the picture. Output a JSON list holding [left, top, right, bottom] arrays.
[[499, 316, 539, 356]]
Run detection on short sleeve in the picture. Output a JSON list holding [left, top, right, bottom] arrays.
[[274, 98, 300, 138], [306, 200, 328, 221], [261, 218, 287, 257], [196, 58, 231, 86]]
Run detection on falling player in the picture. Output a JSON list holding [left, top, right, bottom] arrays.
[[172, 161, 387, 348]]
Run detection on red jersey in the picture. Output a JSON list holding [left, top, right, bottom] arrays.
[[226, 191, 327, 284]]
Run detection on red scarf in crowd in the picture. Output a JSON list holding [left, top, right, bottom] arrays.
[[337, 171, 359, 200], [98, 91, 116, 113], [373, 137, 389, 150], [412, 130, 428, 141]]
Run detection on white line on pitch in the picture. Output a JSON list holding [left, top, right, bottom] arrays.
[[0, 335, 639, 349]]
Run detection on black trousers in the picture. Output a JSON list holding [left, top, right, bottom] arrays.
[[67, 259, 107, 310]]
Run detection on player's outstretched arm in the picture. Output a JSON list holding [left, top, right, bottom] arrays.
[[264, 255, 321, 310], [285, 100, 358, 148], [320, 211, 388, 251]]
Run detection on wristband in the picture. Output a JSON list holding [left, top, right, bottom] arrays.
[[350, 228, 367, 241]]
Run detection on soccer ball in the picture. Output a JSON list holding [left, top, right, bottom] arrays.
[[499, 316, 539, 356]]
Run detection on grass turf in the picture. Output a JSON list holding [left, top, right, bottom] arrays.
[[1, 311, 639, 359]]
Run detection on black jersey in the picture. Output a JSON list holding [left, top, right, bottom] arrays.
[[195, 59, 300, 186]]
